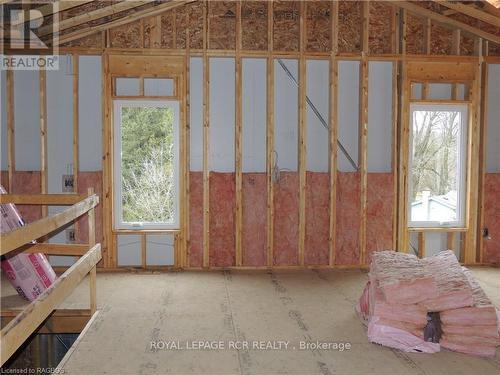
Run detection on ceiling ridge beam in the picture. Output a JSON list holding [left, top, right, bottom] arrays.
[[55, 0, 196, 46], [392, 1, 500, 45], [433, 0, 500, 28]]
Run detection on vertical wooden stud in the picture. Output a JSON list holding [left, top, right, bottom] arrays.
[[477, 59, 488, 264], [400, 9, 407, 56], [391, 6, 399, 55], [202, 1, 210, 268], [359, 1, 369, 265], [73, 55, 79, 193], [422, 19, 431, 99], [173, 8, 177, 49], [397, 64, 410, 253], [329, 0, 339, 266], [88, 187, 97, 314], [418, 231, 425, 258], [298, 0, 306, 266], [266, 0, 274, 267], [235, 1, 243, 267], [447, 232, 455, 251], [6, 70, 14, 193], [391, 61, 399, 251], [103, 53, 114, 268], [184, 21, 191, 268], [40, 69, 48, 218], [452, 29, 461, 100]]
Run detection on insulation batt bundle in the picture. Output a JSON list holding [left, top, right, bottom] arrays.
[[0, 185, 57, 301], [357, 250, 500, 357]]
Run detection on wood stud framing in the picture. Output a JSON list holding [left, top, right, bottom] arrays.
[[359, 1, 369, 265], [235, 1, 243, 267], [40, 69, 48, 219], [298, 0, 306, 266], [184, 19, 191, 268], [3, 1, 497, 269], [6, 70, 14, 193], [266, 0, 274, 268], [329, 0, 339, 266], [202, 2, 210, 268], [73, 55, 79, 194]]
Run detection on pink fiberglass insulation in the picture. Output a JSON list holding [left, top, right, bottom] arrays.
[[440, 339, 497, 358], [273, 172, 299, 266], [440, 267, 499, 326], [441, 333, 500, 347], [369, 276, 428, 326], [367, 316, 440, 354], [366, 173, 394, 263], [76, 172, 103, 246], [1, 185, 57, 301], [483, 173, 500, 265], [12, 171, 42, 224], [209, 172, 235, 267], [305, 172, 330, 265], [242, 173, 267, 267], [442, 324, 500, 338], [370, 251, 438, 305], [335, 172, 361, 265], [420, 251, 473, 312], [188, 172, 203, 267]]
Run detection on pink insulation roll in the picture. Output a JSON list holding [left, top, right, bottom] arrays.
[[367, 316, 440, 354], [1, 185, 57, 301]]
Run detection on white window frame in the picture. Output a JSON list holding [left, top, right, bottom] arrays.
[[113, 99, 180, 230], [408, 103, 468, 228]]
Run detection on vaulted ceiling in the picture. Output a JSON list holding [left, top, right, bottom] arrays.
[[2, 1, 499, 48]]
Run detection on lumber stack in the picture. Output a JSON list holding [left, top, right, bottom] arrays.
[[357, 250, 500, 357]]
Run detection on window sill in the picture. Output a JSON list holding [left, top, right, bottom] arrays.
[[408, 227, 468, 233], [113, 228, 181, 234]]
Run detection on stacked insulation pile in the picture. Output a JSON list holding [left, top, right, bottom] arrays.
[[357, 250, 500, 357]]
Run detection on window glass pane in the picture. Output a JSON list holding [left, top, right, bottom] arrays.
[[144, 78, 174, 96], [116, 78, 140, 96], [409, 107, 465, 224], [120, 106, 175, 224]]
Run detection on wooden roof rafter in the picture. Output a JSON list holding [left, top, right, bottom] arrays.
[[37, 0, 155, 37], [9, 0, 95, 26], [55, 0, 196, 46], [392, 1, 500, 45], [433, 1, 500, 28]]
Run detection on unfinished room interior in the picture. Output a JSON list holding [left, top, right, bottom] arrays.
[[1, 0, 500, 374]]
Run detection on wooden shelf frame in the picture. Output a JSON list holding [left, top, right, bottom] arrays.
[[0, 189, 102, 366]]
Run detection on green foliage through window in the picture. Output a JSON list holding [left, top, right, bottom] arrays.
[[120, 106, 175, 223]]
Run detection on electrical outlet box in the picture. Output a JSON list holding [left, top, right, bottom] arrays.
[[62, 175, 74, 192], [66, 228, 76, 244]]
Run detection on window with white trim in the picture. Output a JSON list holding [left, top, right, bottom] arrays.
[[408, 104, 468, 228], [113, 100, 180, 230]]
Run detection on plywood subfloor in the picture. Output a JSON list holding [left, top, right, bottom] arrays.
[[2, 268, 500, 375]]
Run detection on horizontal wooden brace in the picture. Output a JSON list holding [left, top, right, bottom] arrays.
[[1, 195, 99, 256], [0, 194, 87, 206]]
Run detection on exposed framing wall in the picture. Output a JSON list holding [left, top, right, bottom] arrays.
[[3, 1, 499, 270]]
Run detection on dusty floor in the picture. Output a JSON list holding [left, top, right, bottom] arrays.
[[2, 268, 500, 375]]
